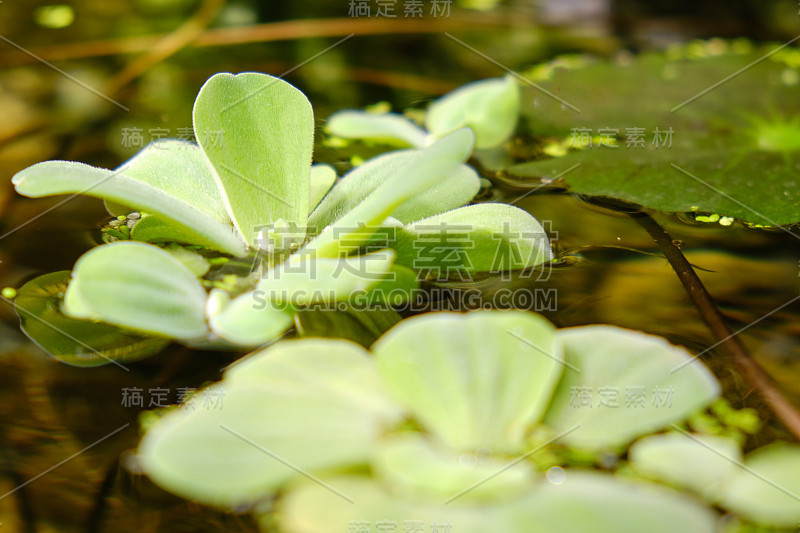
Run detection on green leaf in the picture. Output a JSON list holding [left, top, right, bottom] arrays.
[[115, 140, 231, 226], [162, 244, 210, 277], [354, 263, 420, 306], [629, 433, 742, 498], [208, 290, 295, 346], [509, 48, 800, 226], [373, 434, 535, 502], [718, 443, 800, 527], [63, 242, 209, 339], [372, 310, 563, 452], [542, 326, 720, 450], [257, 249, 397, 305], [277, 471, 717, 533], [326, 110, 428, 147], [13, 271, 168, 366], [389, 203, 553, 276], [276, 476, 511, 533], [426, 76, 520, 149], [138, 339, 401, 508], [509, 471, 718, 533], [308, 164, 336, 213], [12, 159, 246, 256], [295, 306, 402, 348], [302, 128, 475, 259], [193, 72, 314, 248], [308, 150, 480, 234]]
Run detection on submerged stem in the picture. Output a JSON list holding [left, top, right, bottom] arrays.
[[633, 211, 800, 441]]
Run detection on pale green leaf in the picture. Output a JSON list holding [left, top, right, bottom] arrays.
[[193, 72, 314, 248], [208, 290, 295, 346], [509, 471, 718, 533], [326, 110, 428, 147], [389, 203, 553, 276], [719, 443, 800, 527], [426, 76, 520, 149], [12, 160, 245, 256], [372, 310, 563, 452], [163, 244, 210, 277], [13, 271, 168, 366], [63, 241, 209, 339], [308, 150, 480, 235], [302, 128, 475, 258], [629, 433, 742, 498], [543, 326, 720, 450], [373, 434, 535, 502], [116, 140, 231, 223], [308, 164, 336, 213], [138, 339, 400, 508], [257, 249, 397, 305], [276, 476, 511, 533]]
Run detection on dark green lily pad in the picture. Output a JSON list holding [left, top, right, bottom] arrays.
[[14, 271, 169, 367], [509, 44, 800, 226]]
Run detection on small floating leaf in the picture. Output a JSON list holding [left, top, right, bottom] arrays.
[[718, 443, 800, 527], [326, 110, 428, 147], [629, 432, 741, 498], [63, 242, 209, 340], [543, 326, 720, 450], [389, 203, 553, 276], [14, 271, 168, 366], [426, 76, 520, 149]]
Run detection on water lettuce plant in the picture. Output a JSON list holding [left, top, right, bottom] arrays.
[[137, 309, 800, 531], [9, 73, 551, 365], [326, 75, 520, 150]]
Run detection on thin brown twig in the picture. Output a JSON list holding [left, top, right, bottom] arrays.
[[104, 0, 226, 95], [633, 211, 800, 441], [1, 15, 508, 67]]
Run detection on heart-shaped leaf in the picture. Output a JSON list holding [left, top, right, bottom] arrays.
[[372, 310, 563, 452], [193, 72, 314, 248], [542, 326, 720, 450], [426, 76, 520, 149], [63, 241, 209, 339]]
